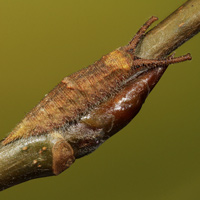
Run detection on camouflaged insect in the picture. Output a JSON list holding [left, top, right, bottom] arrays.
[[2, 17, 191, 161]]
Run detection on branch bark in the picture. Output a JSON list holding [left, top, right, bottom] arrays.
[[0, 0, 200, 191], [136, 0, 200, 59]]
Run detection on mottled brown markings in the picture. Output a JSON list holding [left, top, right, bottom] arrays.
[[47, 114, 53, 119], [104, 50, 133, 70], [2, 16, 191, 146]]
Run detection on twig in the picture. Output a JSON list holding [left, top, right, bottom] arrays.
[[0, 0, 199, 191]]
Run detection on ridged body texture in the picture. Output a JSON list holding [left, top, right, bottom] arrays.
[[3, 49, 134, 144], [2, 17, 191, 159]]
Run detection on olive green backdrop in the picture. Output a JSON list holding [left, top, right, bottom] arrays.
[[0, 0, 199, 199]]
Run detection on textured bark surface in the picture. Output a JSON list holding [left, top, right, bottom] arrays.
[[0, 0, 199, 191]]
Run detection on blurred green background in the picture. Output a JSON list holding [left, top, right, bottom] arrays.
[[0, 0, 199, 199]]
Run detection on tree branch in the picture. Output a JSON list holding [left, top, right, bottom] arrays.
[[0, 0, 200, 191], [136, 0, 200, 59]]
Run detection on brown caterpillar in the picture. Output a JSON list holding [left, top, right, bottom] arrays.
[[2, 17, 191, 159]]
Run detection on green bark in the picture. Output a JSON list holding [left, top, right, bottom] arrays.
[[136, 0, 200, 59]]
